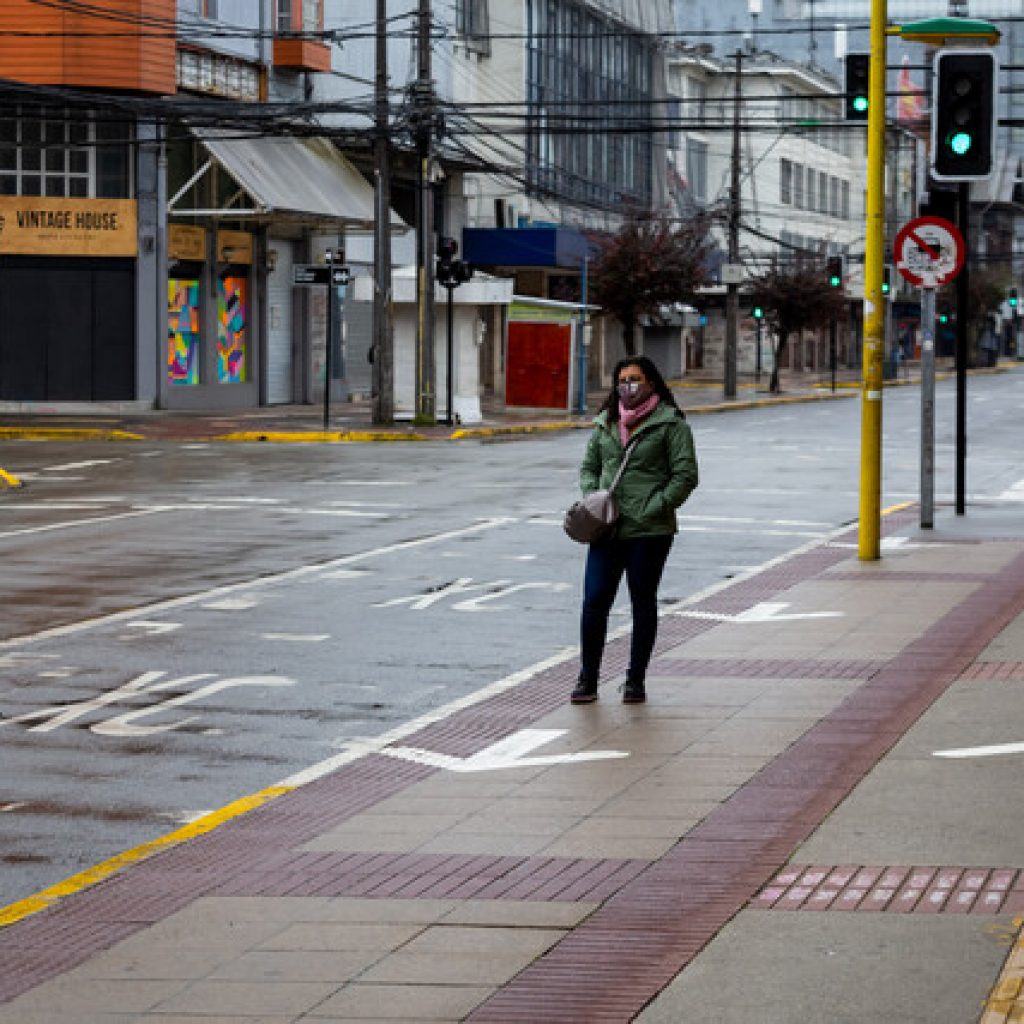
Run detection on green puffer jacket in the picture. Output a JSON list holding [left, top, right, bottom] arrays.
[[580, 402, 698, 538]]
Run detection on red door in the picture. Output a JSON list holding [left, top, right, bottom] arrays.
[[506, 321, 571, 408]]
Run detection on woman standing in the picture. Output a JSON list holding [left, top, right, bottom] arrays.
[[571, 356, 698, 705]]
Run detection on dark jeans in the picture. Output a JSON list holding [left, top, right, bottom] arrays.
[[579, 534, 674, 685]]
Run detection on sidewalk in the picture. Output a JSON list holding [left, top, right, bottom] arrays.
[[4, 502, 1024, 1022], [0, 370, 856, 447]]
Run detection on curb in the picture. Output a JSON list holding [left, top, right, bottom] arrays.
[[213, 430, 429, 443], [0, 427, 143, 441]]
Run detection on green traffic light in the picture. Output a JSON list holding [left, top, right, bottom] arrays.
[[949, 131, 973, 156], [829, 276, 840, 288], [852, 96, 868, 113], [939, 314, 949, 323], [753, 306, 763, 319]]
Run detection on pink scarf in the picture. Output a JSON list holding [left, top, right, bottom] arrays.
[[618, 394, 660, 446]]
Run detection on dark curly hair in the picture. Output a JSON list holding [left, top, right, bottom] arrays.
[[600, 356, 683, 423]]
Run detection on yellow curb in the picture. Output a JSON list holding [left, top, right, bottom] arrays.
[[215, 430, 428, 443], [450, 421, 587, 440], [982, 922, 1024, 1024], [686, 391, 856, 415], [0, 467, 22, 488], [0, 427, 142, 441], [0, 785, 293, 930]]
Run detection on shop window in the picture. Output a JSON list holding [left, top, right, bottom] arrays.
[[168, 274, 203, 386], [217, 272, 247, 384], [0, 107, 131, 198]]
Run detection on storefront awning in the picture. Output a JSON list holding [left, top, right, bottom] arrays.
[[172, 130, 403, 227]]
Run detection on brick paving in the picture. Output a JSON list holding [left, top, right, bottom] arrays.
[[4, 508, 1024, 1021]]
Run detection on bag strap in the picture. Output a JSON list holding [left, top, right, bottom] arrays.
[[607, 436, 639, 495]]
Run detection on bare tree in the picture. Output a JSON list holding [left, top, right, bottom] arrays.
[[587, 210, 713, 356], [748, 263, 849, 393]]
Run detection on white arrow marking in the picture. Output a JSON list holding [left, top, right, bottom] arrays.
[[379, 728, 628, 773], [675, 601, 842, 623], [934, 741, 1024, 759]]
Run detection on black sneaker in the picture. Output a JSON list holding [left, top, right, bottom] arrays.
[[621, 678, 646, 704], [570, 677, 598, 704]]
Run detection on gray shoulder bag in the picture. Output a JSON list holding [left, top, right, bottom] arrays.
[[563, 437, 639, 544]]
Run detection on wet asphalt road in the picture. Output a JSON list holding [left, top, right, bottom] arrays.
[[2, 372, 1023, 908]]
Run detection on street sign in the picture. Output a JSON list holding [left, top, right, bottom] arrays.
[[293, 264, 351, 287], [893, 216, 965, 288]]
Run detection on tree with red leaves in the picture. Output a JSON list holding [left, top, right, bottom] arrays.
[[748, 262, 849, 393], [587, 210, 713, 357]]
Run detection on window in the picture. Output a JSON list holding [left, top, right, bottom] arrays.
[[830, 176, 841, 219], [526, 0, 656, 206], [793, 163, 804, 209], [0, 107, 130, 198], [818, 171, 828, 214], [686, 138, 707, 202], [780, 158, 792, 205], [842, 181, 850, 220], [277, 0, 320, 33], [458, 0, 490, 55], [689, 77, 706, 125]]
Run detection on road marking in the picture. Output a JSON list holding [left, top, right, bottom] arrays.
[[0, 508, 166, 540], [934, 741, 1024, 759], [380, 728, 628, 772], [0, 671, 296, 737], [0, 517, 516, 650], [124, 621, 181, 636], [321, 569, 372, 580], [675, 601, 843, 624], [43, 459, 120, 472], [261, 633, 330, 643], [203, 597, 261, 610], [373, 578, 571, 611], [997, 479, 1024, 500]]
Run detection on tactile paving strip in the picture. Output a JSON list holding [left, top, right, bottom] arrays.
[[751, 864, 1022, 914]]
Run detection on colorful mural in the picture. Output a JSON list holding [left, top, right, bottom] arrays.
[[167, 279, 201, 386], [217, 275, 247, 384]]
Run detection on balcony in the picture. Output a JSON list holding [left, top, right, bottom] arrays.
[[272, 36, 330, 73]]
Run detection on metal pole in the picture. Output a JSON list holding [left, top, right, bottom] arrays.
[[372, 0, 394, 424], [955, 181, 969, 516], [830, 318, 837, 393], [920, 286, 936, 529], [724, 49, 742, 400], [857, 0, 886, 560], [446, 284, 454, 425], [415, 0, 435, 422], [324, 249, 333, 430], [577, 256, 589, 415], [755, 319, 762, 383]]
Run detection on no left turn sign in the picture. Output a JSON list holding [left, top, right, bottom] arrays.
[[894, 216, 965, 288]]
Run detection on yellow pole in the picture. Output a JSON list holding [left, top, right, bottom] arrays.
[[858, 0, 887, 560]]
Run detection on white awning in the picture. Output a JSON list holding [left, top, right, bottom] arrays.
[[172, 130, 403, 227]]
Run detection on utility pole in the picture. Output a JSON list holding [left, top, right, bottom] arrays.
[[414, 0, 436, 422], [955, 180, 969, 515], [858, 0, 887, 560], [724, 49, 742, 400], [372, 0, 394, 424]]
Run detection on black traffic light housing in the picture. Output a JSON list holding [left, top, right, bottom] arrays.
[[752, 305, 764, 320], [931, 48, 997, 182], [827, 256, 843, 289], [882, 264, 892, 299], [844, 53, 870, 122], [1010, 288, 1019, 316], [436, 236, 474, 289]]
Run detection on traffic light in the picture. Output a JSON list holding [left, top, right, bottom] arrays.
[[1010, 288, 1019, 315], [436, 236, 458, 282], [752, 305, 764, 320], [844, 53, 870, 121], [827, 256, 843, 289], [931, 48, 997, 182], [882, 265, 892, 299]]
